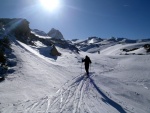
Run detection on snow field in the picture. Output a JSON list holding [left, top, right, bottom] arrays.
[[0, 38, 150, 113]]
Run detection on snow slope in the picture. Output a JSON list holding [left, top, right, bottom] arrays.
[[101, 42, 150, 55], [0, 36, 150, 113]]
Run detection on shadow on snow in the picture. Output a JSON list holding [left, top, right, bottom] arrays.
[[89, 77, 126, 113], [66, 72, 126, 113]]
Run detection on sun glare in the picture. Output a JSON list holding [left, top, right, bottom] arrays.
[[40, 0, 60, 12]]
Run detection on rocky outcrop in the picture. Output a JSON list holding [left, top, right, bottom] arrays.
[[50, 45, 61, 56], [0, 18, 30, 43], [13, 19, 30, 43]]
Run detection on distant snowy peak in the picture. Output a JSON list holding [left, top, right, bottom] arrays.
[[71, 39, 84, 44], [47, 28, 64, 40], [31, 28, 64, 40], [88, 37, 103, 43]]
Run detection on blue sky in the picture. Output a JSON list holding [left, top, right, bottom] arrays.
[[0, 0, 150, 40]]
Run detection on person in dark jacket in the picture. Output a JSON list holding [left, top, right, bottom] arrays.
[[82, 55, 92, 76]]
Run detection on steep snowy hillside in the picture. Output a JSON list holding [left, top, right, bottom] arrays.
[[0, 36, 150, 113]]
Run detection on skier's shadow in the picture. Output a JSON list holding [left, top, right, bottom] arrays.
[[89, 77, 127, 113]]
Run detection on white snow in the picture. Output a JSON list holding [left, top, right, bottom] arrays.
[[101, 42, 150, 55], [88, 38, 97, 44], [71, 39, 84, 44], [0, 36, 150, 113]]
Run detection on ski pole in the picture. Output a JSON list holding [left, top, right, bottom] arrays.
[[90, 63, 91, 72]]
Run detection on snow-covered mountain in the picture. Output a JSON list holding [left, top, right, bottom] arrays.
[[30, 29, 79, 53], [31, 28, 64, 40], [72, 36, 150, 53]]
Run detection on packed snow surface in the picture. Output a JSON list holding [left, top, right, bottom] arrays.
[[0, 37, 150, 113]]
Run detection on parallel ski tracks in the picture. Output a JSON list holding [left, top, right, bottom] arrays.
[[2, 73, 126, 113]]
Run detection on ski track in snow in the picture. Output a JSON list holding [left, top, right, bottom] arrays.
[[2, 73, 127, 113]]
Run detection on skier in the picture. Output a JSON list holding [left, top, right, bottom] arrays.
[[82, 55, 92, 76]]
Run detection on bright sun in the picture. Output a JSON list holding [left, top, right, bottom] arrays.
[[40, 0, 60, 12]]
